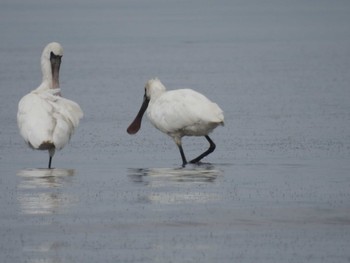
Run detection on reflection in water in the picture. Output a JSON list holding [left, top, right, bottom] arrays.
[[128, 164, 222, 183], [128, 164, 223, 204], [17, 168, 76, 215], [22, 241, 67, 263], [16, 169, 77, 263]]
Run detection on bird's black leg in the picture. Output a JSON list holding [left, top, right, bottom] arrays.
[[189, 135, 216, 164], [178, 145, 188, 167], [48, 156, 52, 169], [48, 148, 55, 169]]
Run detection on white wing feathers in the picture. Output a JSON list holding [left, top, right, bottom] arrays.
[[148, 89, 224, 135], [17, 91, 83, 150]]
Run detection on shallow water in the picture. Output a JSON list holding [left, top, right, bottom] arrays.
[[1, 0, 350, 262]]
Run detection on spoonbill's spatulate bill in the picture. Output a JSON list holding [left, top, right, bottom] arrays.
[[127, 78, 224, 166], [17, 42, 83, 168]]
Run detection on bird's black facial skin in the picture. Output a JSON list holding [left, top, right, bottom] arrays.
[[50, 52, 62, 90]]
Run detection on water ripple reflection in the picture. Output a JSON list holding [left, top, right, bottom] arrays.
[[16, 169, 76, 215], [128, 165, 223, 205], [128, 164, 222, 183]]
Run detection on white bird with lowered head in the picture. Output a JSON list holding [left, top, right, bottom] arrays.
[[17, 42, 83, 168], [127, 78, 224, 166]]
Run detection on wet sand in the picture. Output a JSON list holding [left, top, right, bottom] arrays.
[[1, 0, 350, 262]]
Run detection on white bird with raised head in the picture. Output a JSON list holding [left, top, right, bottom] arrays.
[[17, 42, 83, 168], [127, 78, 224, 166]]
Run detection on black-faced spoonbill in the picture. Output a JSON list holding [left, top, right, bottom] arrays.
[[127, 78, 224, 166], [17, 42, 83, 168]]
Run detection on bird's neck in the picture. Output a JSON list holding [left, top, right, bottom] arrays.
[[150, 88, 165, 101]]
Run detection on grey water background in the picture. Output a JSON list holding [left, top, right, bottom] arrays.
[[1, 0, 350, 262]]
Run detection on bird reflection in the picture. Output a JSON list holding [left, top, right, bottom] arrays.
[[17, 168, 76, 215], [128, 164, 221, 183], [128, 164, 222, 204]]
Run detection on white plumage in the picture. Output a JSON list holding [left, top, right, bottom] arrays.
[[127, 78, 224, 166], [17, 42, 83, 168]]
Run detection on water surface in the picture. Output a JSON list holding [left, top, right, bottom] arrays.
[[1, 0, 350, 262]]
